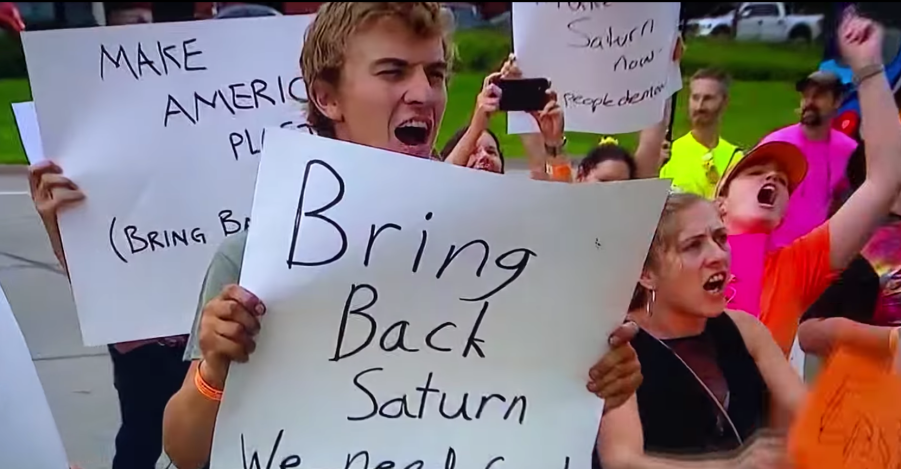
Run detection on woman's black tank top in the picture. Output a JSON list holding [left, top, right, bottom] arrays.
[[592, 313, 770, 468]]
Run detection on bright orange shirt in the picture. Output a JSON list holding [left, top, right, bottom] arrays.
[[759, 223, 838, 355]]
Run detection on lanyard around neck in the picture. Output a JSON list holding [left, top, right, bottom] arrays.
[[648, 332, 744, 446]]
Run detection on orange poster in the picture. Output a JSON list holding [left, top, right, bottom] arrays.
[[789, 348, 901, 469]]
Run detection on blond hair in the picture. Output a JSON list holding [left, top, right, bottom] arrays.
[[300, 3, 455, 137], [629, 192, 710, 310]]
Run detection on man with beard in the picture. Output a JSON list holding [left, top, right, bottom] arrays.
[[759, 71, 858, 248], [660, 68, 744, 199]]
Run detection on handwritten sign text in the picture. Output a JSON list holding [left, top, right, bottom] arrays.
[[210, 130, 672, 469]]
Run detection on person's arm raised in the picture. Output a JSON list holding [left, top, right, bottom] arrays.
[[828, 15, 901, 271], [444, 72, 501, 167], [497, 54, 566, 181], [633, 34, 681, 179], [633, 97, 671, 179]]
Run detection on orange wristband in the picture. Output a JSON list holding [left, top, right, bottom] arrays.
[[194, 362, 224, 402], [546, 162, 573, 182]]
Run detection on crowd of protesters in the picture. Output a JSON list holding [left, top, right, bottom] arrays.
[[23, 3, 901, 469]]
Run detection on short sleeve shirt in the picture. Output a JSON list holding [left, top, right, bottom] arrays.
[[660, 132, 743, 199], [760, 124, 857, 248], [759, 223, 838, 355], [183, 231, 248, 361]]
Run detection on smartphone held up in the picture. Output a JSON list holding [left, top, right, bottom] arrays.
[[497, 78, 551, 112]]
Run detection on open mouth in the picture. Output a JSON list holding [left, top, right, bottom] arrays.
[[757, 183, 777, 207], [394, 119, 431, 147], [473, 158, 496, 172], [703, 272, 727, 294]]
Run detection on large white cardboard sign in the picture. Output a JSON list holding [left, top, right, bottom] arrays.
[[12, 101, 45, 164], [210, 129, 671, 469], [22, 15, 313, 346], [510, 2, 681, 135], [0, 284, 70, 469]]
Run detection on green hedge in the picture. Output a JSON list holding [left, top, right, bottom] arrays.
[[0, 33, 26, 79], [453, 28, 822, 82]]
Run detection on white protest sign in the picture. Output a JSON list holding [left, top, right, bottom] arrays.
[[12, 101, 45, 164], [510, 2, 681, 135], [211, 129, 671, 469], [22, 15, 313, 346], [0, 283, 70, 469], [789, 336, 806, 379]]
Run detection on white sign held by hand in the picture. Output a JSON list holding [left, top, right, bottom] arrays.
[[0, 283, 70, 469], [510, 2, 681, 135], [12, 101, 45, 164], [22, 15, 313, 346], [210, 129, 671, 469]]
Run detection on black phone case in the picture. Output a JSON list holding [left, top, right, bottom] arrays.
[[498, 79, 550, 112]]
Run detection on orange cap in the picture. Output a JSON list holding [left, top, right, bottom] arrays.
[[715, 141, 808, 198]]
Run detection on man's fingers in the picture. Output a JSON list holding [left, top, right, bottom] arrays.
[[53, 188, 86, 202], [35, 188, 85, 217], [593, 358, 641, 395], [501, 53, 517, 72], [596, 371, 643, 403], [28, 160, 62, 193], [211, 320, 255, 362], [221, 300, 261, 335], [536, 91, 559, 119], [28, 160, 61, 178], [483, 72, 502, 90], [50, 189, 86, 210], [501, 54, 522, 79], [485, 84, 502, 99], [214, 320, 246, 343], [211, 333, 250, 363], [40, 173, 79, 192], [609, 321, 640, 347], [590, 348, 638, 387], [590, 341, 638, 380], [589, 349, 621, 381], [222, 284, 266, 317]]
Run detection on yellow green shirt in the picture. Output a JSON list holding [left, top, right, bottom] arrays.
[[660, 132, 744, 199]]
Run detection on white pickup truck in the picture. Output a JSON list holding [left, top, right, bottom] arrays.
[[687, 2, 824, 43]]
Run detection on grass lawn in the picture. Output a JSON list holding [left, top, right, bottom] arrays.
[[0, 78, 31, 165], [0, 73, 802, 165], [438, 73, 801, 158]]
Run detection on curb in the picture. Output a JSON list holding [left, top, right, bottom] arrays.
[[0, 165, 28, 175]]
